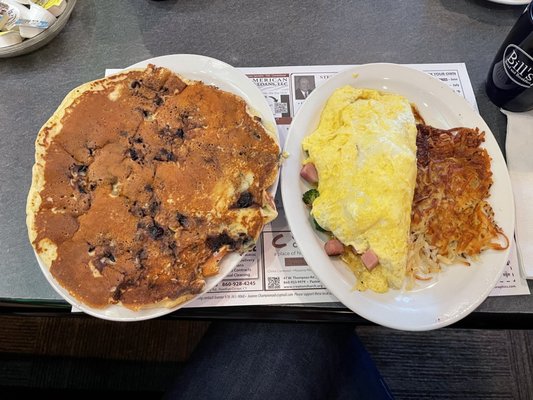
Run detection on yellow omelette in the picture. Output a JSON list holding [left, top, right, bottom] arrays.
[[302, 86, 417, 292]]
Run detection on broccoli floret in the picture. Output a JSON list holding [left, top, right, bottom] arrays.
[[302, 190, 326, 232], [312, 217, 328, 233], [302, 189, 319, 207]]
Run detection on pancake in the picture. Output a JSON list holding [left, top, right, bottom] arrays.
[[27, 65, 280, 310]]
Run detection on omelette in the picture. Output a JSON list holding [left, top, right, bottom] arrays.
[[27, 65, 280, 310], [302, 86, 417, 292]]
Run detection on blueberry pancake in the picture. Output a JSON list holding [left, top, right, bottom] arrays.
[[27, 65, 280, 310]]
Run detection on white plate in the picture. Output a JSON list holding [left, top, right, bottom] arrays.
[[281, 63, 514, 331], [36, 54, 279, 321], [485, 0, 529, 5]]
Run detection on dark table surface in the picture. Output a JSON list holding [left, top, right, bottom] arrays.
[[1, 0, 532, 327]]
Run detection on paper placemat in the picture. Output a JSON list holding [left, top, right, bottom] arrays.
[[72, 64, 529, 312]]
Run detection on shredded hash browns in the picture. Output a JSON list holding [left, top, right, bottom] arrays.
[[407, 124, 509, 285]]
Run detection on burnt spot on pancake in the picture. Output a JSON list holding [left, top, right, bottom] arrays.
[[232, 191, 254, 208], [130, 80, 141, 89]]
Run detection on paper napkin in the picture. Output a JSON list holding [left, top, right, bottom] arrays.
[[504, 109, 533, 278]]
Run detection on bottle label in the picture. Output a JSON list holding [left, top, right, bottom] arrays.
[[503, 44, 533, 88]]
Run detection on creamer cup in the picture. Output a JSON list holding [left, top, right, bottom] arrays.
[[0, 9, 7, 30], [35, 0, 66, 17], [19, 1, 55, 38], [0, 29, 21, 46], [0, 0, 30, 31]]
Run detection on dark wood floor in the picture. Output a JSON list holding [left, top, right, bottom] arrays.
[[0, 315, 210, 395], [356, 326, 533, 400], [1, 315, 532, 399]]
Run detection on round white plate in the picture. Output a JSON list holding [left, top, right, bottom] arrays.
[[485, 0, 529, 5], [281, 63, 514, 331], [35, 54, 279, 321]]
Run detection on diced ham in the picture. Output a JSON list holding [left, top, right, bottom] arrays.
[[361, 249, 379, 271], [325, 239, 344, 256], [300, 163, 318, 184]]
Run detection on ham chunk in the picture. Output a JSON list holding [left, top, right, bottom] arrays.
[[300, 163, 318, 184], [361, 249, 379, 271], [325, 239, 344, 256]]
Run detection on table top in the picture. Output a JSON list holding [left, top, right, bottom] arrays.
[[1, 0, 532, 326]]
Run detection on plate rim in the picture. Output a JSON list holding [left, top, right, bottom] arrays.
[[33, 53, 280, 321], [281, 62, 515, 331], [485, 0, 529, 5]]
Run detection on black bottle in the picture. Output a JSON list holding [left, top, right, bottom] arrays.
[[486, 4, 533, 112]]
